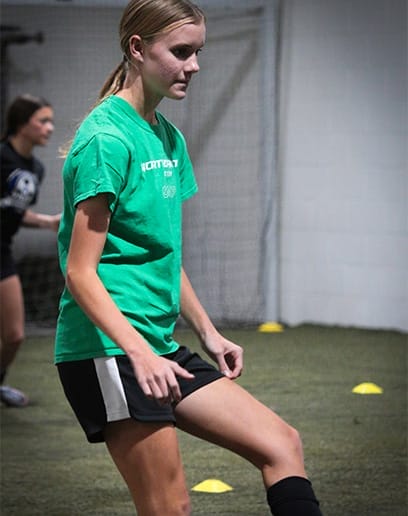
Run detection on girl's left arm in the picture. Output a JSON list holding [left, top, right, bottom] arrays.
[[180, 267, 243, 379]]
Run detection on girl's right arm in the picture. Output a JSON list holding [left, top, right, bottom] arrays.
[[22, 209, 61, 231], [66, 193, 193, 404]]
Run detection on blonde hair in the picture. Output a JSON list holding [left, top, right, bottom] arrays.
[[99, 0, 205, 100]]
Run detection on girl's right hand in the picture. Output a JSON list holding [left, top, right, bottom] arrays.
[[129, 352, 194, 405]]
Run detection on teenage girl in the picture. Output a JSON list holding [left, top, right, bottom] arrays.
[[0, 94, 60, 407], [55, 1, 323, 515]]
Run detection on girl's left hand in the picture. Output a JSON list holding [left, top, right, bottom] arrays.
[[201, 333, 243, 380]]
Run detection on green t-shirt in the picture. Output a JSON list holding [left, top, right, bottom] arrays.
[[55, 96, 197, 363]]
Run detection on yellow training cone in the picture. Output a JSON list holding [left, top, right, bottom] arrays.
[[191, 479, 234, 493], [352, 382, 383, 394], [258, 321, 284, 333]]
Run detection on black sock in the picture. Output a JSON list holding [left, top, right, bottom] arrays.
[[267, 476, 323, 516], [0, 369, 6, 384]]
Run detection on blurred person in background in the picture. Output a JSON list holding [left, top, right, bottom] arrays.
[[0, 93, 60, 407]]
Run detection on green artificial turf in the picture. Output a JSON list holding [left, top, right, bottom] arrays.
[[1, 325, 407, 515]]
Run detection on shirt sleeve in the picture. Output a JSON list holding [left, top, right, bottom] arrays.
[[71, 133, 131, 212]]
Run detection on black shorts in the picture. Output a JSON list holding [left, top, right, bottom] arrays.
[[57, 346, 224, 443], [0, 244, 17, 280]]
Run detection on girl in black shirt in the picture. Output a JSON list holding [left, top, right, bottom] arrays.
[[0, 94, 60, 407]]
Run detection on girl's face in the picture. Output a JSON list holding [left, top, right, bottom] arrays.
[[135, 20, 206, 100], [19, 106, 54, 146]]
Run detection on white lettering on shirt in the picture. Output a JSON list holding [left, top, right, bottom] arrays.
[[141, 159, 178, 172]]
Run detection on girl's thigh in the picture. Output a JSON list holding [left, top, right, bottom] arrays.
[[175, 377, 305, 483]]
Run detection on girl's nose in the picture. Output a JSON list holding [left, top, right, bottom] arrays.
[[186, 54, 200, 73]]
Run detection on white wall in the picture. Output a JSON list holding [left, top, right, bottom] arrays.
[[278, 0, 407, 331]]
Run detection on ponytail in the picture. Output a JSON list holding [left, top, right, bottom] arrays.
[[98, 58, 128, 102], [60, 58, 128, 157]]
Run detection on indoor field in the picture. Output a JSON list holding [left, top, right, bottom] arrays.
[[1, 325, 406, 515]]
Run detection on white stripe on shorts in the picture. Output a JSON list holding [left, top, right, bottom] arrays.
[[94, 357, 131, 422]]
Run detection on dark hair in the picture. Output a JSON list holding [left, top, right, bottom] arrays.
[[1, 94, 51, 141], [99, 0, 205, 100]]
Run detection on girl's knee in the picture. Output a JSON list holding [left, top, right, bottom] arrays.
[[2, 330, 24, 349], [139, 491, 191, 516], [158, 490, 191, 516], [286, 424, 304, 460], [167, 485, 191, 515], [264, 422, 305, 469], [259, 423, 307, 486], [174, 494, 191, 516]]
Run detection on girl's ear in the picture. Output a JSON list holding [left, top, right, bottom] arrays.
[[129, 35, 144, 63]]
